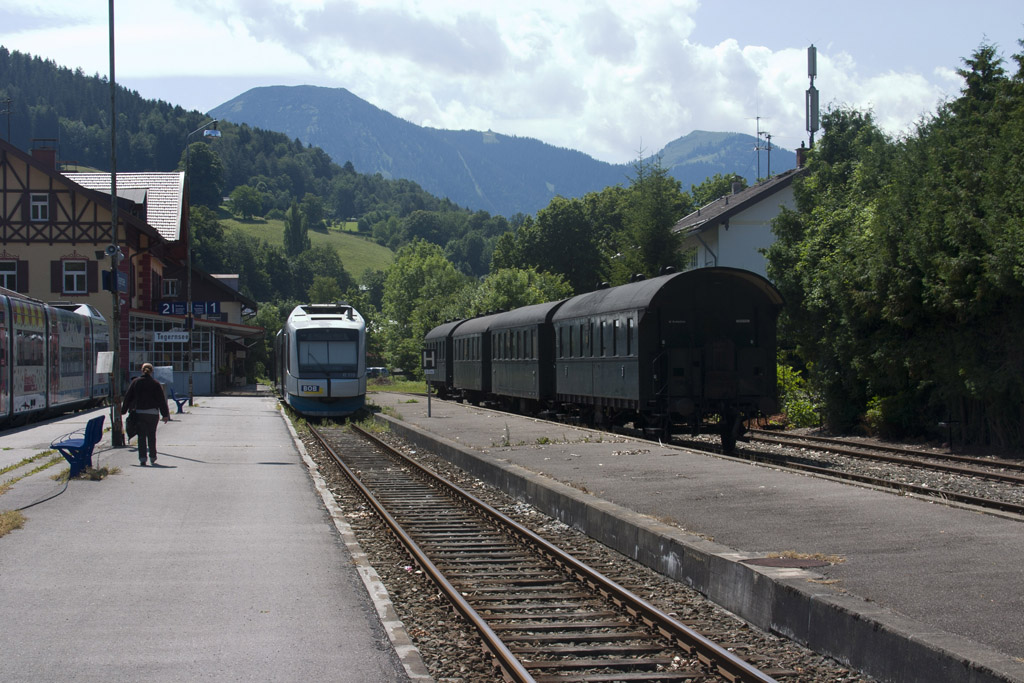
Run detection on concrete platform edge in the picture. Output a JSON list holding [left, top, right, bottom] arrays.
[[282, 410, 433, 682], [376, 413, 1024, 683]]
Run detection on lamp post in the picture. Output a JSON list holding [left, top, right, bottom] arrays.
[[107, 0, 125, 447], [184, 119, 220, 405]]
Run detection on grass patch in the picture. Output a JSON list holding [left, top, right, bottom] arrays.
[[367, 378, 427, 394], [221, 216, 394, 278], [351, 414, 391, 434], [1, 452, 63, 491], [0, 509, 26, 537]]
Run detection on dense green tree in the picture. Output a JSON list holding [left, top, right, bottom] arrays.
[[227, 184, 263, 220], [612, 155, 689, 283], [293, 245, 353, 300], [468, 268, 573, 315], [300, 192, 325, 231], [767, 39, 1024, 446], [307, 275, 344, 303], [190, 206, 226, 273], [491, 196, 606, 294], [182, 142, 224, 208], [380, 240, 472, 374], [690, 173, 747, 207], [282, 201, 310, 257]]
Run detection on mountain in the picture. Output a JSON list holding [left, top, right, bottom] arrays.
[[210, 85, 795, 217]]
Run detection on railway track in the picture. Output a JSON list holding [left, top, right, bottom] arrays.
[[675, 431, 1024, 517], [309, 423, 782, 683], [747, 429, 1024, 483]]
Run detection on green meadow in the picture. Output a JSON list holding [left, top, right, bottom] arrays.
[[220, 217, 394, 278]]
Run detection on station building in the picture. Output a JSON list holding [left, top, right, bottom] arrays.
[[0, 137, 261, 396]]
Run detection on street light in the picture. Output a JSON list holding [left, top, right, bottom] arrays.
[[184, 119, 221, 405]]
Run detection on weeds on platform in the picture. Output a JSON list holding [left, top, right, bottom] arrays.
[[1, 451, 63, 490], [0, 509, 26, 538], [52, 464, 121, 483], [770, 550, 845, 565]]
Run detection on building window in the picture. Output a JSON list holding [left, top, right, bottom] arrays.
[[30, 194, 49, 222], [0, 261, 15, 289], [63, 260, 87, 294], [129, 315, 211, 375], [682, 247, 698, 270], [163, 278, 178, 298]]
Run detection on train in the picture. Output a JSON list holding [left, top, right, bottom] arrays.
[[1, 288, 110, 426], [424, 267, 783, 451], [273, 302, 367, 418]]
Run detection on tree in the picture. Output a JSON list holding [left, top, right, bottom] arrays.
[[228, 184, 263, 220], [469, 268, 572, 315], [495, 196, 607, 294], [612, 155, 688, 283], [300, 192, 325, 231], [691, 173, 746, 207], [190, 206, 225, 273], [182, 142, 224, 208], [293, 245, 352, 300], [381, 240, 471, 374], [283, 201, 310, 257], [308, 275, 343, 303]]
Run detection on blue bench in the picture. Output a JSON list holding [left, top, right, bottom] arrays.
[[167, 388, 189, 414], [51, 415, 106, 477]]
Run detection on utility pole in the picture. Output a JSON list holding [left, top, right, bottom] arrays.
[[754, 116, 773, 179], [108, 0, 125, 447], [756, 126, 772, 179]]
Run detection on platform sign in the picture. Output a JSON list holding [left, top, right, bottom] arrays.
[[159, 301, 221, 316], [422, 349, 436, 375]]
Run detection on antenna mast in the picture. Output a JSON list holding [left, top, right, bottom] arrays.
[[806, 44, 820, 148]]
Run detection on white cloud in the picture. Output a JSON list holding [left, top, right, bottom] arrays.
[[1, 0, 1015, 164]]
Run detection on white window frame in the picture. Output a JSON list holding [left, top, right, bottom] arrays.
[[63, 260, 87, 294], [162, 278, 179, 298], [0, 260, 15, 289], [30, 193, 49, 222]]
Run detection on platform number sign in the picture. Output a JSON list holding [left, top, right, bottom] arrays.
[[422, 349, 436, 375]]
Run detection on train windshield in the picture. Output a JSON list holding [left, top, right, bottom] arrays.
[[296, 328, 359, 375]]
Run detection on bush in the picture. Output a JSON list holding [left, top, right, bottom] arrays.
[[777, 362, 821, 428]]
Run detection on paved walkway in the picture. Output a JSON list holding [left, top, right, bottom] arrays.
[[0, 390, 425, 683]]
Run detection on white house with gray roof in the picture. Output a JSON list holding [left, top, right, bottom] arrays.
[[672, 167, 805, 279]]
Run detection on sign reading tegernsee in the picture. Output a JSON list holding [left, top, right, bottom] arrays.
[[155, 331, 190, 343]]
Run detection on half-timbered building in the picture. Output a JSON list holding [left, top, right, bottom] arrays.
[[1, 137, 260, 395]]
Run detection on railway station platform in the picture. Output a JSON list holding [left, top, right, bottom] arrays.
[[370, 391, 1024, 683], [0, 389, 427, 683]]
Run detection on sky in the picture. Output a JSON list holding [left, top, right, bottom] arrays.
[[1, 1, 1022, 164]]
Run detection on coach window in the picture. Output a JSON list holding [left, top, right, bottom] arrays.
[[612, 320, 619, 356], [63, 260, 87, 294], [30, 193, 49, 222], [626, 318, 634, 356], [0, 260, 15, 289]]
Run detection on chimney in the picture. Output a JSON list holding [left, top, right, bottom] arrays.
[[731, 181, 743, 195], [31, 138, 58, 169], [796, 141, 807, 168]]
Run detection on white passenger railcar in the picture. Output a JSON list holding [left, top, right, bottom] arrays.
[[0, 290, 110, 426], [274, 302, 366, 418]]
